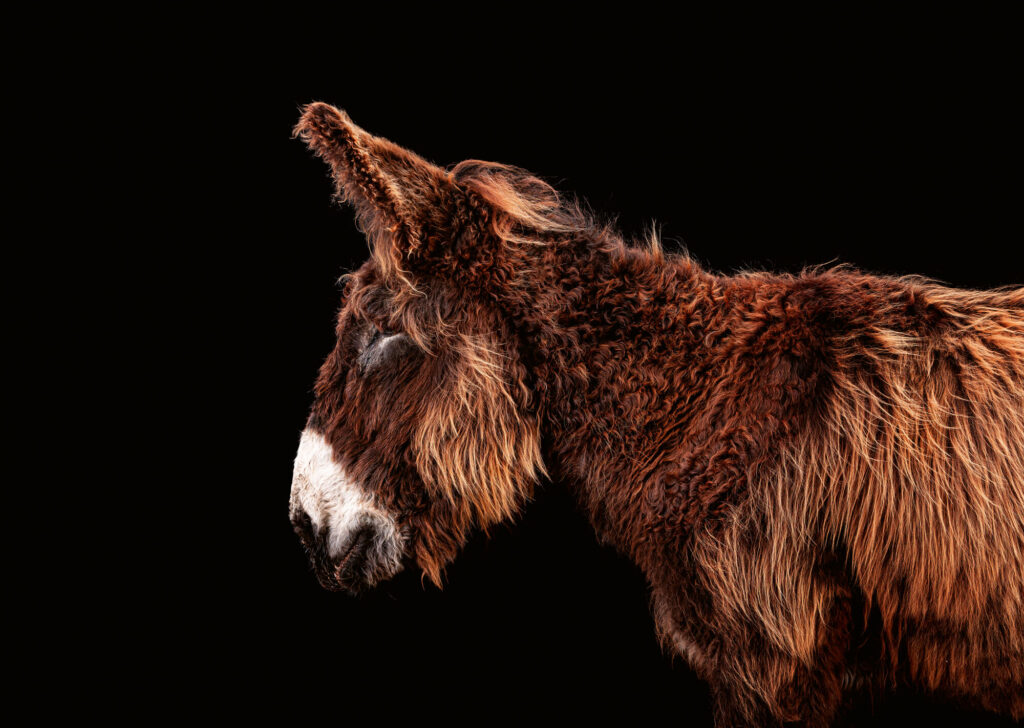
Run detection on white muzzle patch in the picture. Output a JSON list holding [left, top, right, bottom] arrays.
[[289, 429, 404, 583]]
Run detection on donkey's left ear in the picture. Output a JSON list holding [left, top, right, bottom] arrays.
[[293, 102, 454, 282]]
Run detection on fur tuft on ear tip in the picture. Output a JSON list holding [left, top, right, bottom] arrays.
[[291, 101, 356, 144], [301, 100, 348, 122]]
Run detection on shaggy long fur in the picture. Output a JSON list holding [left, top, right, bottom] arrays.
[[292, 102, 1024, 725]]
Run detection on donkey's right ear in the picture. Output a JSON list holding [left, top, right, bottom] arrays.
[[293, 102, 454, 284]]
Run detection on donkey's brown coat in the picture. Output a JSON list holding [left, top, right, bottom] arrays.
[[293, 102, 1024, 725]]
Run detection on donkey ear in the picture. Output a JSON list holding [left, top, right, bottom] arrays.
[[293, 102, 452, 283]]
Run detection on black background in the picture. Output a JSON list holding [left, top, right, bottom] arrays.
[[197, 38, 1022, 725]]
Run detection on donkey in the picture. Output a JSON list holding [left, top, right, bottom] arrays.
[[288, 102, 1024, 726]]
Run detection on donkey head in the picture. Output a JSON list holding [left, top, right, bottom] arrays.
[[289, 103, 576, 592]]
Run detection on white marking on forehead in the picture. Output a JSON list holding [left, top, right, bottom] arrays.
[[289, 429, 397, 558]]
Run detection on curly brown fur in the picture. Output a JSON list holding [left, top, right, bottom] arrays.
[[290, 102, 1024, 725]]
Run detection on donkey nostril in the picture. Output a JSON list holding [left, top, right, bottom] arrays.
[[333, 525, 376, 580], [291, 509, 316, 542], [351, 526, 374, 554]]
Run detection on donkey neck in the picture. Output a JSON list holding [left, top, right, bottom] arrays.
[[500, 235, 731, 554]]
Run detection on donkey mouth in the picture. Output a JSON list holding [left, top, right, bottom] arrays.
[[327, 526, 374, 591], [291, 511, 378, 593]]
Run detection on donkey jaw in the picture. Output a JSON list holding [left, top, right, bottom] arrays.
[[289, 430, 406, 592]]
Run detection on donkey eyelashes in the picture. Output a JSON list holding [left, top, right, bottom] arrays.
[[365, 326, 390, 349], [356, 325, 410, 375]]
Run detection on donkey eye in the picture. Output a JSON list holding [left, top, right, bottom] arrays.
[[357, 325, 406, 374], [367, 326, 397, 348]]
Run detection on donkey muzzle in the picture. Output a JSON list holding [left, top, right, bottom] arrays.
[[290, 508, 395, 592], [289, 429, 406, 592]]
